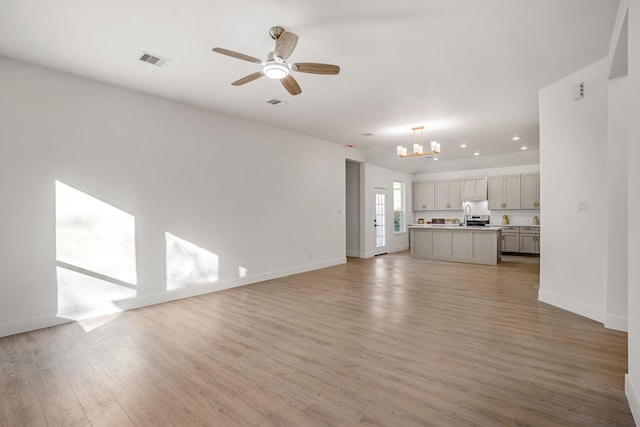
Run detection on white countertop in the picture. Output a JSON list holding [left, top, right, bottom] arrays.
[[410, 224, 540, 228], [408, 224, 504, 231]]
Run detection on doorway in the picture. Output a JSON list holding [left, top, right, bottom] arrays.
[[345, 160, 361, 257], [374, 189, 388, 255]]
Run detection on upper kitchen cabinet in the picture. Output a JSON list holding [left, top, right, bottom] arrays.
[[413, 180, 435, 211], [521, 173, 540, 209], [435, 179, 462, 211], [488, 175, 521, 209], [461, 177, 488, 201]]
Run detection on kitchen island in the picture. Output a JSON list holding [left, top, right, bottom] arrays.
[[409, 225, 502, 265]]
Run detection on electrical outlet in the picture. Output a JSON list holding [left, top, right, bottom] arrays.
[[577, 201, 588, 212]]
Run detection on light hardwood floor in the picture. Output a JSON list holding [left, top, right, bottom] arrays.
[[0, 253, 634, 426]]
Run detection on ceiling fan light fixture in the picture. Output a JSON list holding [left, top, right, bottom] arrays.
[[263, 61, 290, 79]]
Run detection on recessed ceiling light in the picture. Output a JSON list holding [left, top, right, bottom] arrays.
[[512, 136, 520, 141], [521, 146, 528, 150], [360, 132, 374, 136], [474, 152, 480, 156], [433, 157, 439, 161], [460, 144, 467, 148]]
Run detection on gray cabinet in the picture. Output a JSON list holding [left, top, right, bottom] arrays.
[[521, 173, 540, 209], [519, 227, 540, 254], [435, 179, 462, 210], [501, 227, 520, 252], [410, 227, 501, 265], [488, 175, 521, 209], [412, 180, 435, 211]]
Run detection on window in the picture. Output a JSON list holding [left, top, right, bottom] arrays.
[[393, 181, 405, 233]]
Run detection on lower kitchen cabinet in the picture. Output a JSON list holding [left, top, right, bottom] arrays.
[[501, 226, 540, 254], [519, 227, 540, 254], [502, 233, 520, 252]]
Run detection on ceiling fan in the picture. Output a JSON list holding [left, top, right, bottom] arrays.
[[212, 26, 340, 96]]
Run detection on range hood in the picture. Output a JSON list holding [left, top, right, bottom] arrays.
[[461, 177, 488, 201]]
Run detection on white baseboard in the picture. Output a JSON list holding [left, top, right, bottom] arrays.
[[538, 290, 605, 323], [626, 374, 640, 425], [0, 314, 72, 338], [360, 246, 408, 259], [0, 257, 346, 338], [389, 245, 409, 254], [605, 313, 628, 332]]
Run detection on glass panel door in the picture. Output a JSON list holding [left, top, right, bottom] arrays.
[[375, 190, 387, 255]]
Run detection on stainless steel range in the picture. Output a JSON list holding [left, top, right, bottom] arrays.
[[465, 215, 490, 226]]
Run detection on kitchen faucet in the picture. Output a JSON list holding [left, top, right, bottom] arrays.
[[464, 204, 471, 226]]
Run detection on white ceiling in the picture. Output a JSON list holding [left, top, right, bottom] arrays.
[[0, 0, 619, 174]]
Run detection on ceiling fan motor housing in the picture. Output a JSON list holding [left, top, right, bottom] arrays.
[[269, 26, 286, 40]]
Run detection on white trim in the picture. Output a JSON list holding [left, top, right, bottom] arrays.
[[389, 244, 410, 254], [604, 313, 628, 332], [626, 374, 640, 425], [362, 250, 377, 258], [0, 257, 346, 338], [538, 290, 605, 323], [0, 315, 72, 338]]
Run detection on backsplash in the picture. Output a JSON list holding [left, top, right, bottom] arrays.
[[411, 201, 541, 226]]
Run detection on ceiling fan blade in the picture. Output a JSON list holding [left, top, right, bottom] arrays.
[[212, 47, 263, 64], [274, 31, 298, 60], [293, 63, 340, 75], [281, 75, 302, 96], [232, 72, 264, 86]]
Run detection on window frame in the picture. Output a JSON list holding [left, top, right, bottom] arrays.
[[393, 180, 406, 234]]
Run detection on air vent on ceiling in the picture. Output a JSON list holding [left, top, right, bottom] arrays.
[[139, 52, 170, 67], [360, 132, 374, 137], [266, 98, 287, 106]]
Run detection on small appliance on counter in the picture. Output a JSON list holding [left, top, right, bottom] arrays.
[[466, 215, 490, 226], [502, 214, 509, 225], [533, 216, 539, 225]]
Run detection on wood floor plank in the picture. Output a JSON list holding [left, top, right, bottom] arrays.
[[0, 253, 634, 426], [34, 364, 90, 426]]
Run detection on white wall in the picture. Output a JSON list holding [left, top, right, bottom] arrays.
[[361, 163, 413, 257], [0, 56, 351, 337], [538, 58, 610, 323], [606, 76, 629, 331], [626, 0, 640, 421]]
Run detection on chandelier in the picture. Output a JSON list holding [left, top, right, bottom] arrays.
[[397, 126, 441, 158]]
